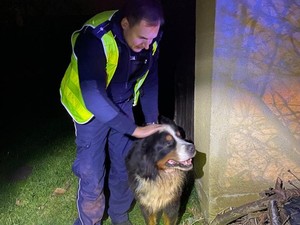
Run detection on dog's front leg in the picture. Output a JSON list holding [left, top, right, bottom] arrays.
[[147, 213, 159, 225], [162, 202, 180, 225], [139, 205, 159, 225], [162, 212, 178, 225]]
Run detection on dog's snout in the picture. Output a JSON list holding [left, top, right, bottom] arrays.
[[187, 144, 195, 153]]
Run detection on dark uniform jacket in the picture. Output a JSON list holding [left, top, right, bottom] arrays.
[[75, 10, 163, 134]]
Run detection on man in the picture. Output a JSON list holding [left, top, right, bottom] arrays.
[[59, 0, 165, 224]]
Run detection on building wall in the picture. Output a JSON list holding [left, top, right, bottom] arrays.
[[194, 0, 300, 222]]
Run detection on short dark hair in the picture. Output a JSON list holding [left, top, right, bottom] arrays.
[[121, 0, 165, 27]]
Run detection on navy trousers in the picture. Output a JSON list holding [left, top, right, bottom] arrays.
[[72, 101, 134, 225]]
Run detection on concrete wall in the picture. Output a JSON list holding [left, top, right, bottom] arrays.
[[194, 0, 300, 222]]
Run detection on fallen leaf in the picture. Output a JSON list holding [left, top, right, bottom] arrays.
[[53, 187, 66, 196], [16, 199, 22, 206]]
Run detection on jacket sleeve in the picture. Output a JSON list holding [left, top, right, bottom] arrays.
[[75, 29, 137, 135]]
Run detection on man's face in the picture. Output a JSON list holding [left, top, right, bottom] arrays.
[[121, 18, 160, 53]]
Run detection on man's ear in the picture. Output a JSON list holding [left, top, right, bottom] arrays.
[[121, 17, 129, 30]]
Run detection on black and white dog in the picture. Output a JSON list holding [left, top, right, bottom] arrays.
[[125, 116, 196, 225]]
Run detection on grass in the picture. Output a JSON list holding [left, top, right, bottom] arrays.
[[0, 115, 205, 225]]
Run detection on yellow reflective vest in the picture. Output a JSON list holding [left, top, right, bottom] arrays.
[[59, 10, 158, 124]]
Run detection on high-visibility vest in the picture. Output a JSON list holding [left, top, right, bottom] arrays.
[[59, 10, 158, 124]]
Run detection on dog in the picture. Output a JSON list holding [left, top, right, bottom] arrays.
[[125, 116, 196, 225]]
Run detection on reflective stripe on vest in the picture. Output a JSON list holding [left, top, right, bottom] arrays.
[[132, 41, 158, 106], [60, 10, 158, 124]]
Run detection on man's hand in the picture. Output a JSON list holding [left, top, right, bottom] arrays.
[[132, 124, 162, 138]]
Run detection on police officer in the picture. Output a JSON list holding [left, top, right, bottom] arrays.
[[59, 0, 164, 224]]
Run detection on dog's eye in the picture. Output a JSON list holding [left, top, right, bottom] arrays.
[[166, 134, 173, 141], [164, 134, 175, 146]]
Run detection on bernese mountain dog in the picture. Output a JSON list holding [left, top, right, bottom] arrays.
[[125, 116, 196, 225]]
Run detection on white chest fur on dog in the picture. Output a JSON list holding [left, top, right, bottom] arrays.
[[135, 169, 186, 213]]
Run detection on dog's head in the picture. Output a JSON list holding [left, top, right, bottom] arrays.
[[126, 116, 196, 180]]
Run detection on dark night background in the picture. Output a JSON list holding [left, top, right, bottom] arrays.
[[1, 0, 195, 147]]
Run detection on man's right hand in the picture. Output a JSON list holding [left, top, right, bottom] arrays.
[[132, 124, 162, 138]]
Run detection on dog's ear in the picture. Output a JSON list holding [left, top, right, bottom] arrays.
[[135, 140, 159, 180], [126, 139, 158, 180], [158, 115, 174, 125], [137, 156, 158, 180]]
